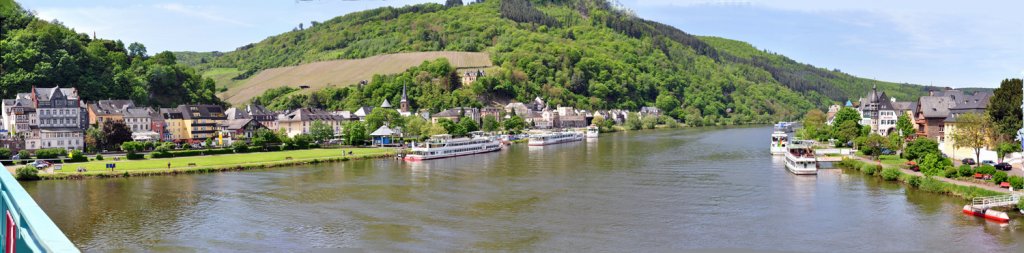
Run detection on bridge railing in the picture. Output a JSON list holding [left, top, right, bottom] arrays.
[[0, 164, 77, 252], [972, 194, 1020, 208]]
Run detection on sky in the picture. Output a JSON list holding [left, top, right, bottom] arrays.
[[17, 0, 1024, 88]]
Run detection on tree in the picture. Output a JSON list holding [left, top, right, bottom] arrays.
[[862, 133, 889, 160], [438, 118, 467, 137], [655, 93, 680, 116], [292, 134, 313, 149], [989, 78, 1023, 141], [996, 142, 1022, 163], [625, 112, 643, 130], [128, 42, 147, 59], [481, 115, 499, 132], [503, 115, 526, 134], [365, 108, 404, 134], [102, 121, 132, 150], [802, 109, 827, 141], [459, 116, 479, 133], [641, 115, 658, 129], [309, 121, 334, 143], [120, 141, 144, 154], [85, 126, 104, 152], [343, 121, 367, 146], [905, 138, 941, 162], [405, 116, 428, 138], [204, 138, 213, 148], [832, 107, 861, 128], [834, 120, 860, 147], [887, 133, 904, 155], [427, 122, 448, 136], [895, 113, 915, 138], [445, 0, 463, 8], [951, 112, 993, 165]]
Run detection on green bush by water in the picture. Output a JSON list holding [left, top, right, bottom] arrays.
[[16, 167, 39, 181], [881, 168, 902, 181]]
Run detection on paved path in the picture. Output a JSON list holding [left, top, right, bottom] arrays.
[[852, 156, 1013, 194]]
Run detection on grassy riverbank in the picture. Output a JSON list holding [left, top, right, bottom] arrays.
[[37, 148, 395, 180], [836, 158, 1005, 201]]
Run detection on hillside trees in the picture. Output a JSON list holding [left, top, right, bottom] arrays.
[[0, 3, 222, 107]]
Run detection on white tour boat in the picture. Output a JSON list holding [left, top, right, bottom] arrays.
[[404, 135, 502, 161], [528, 131, 584, 146], [586, 125, 599, 139], [770, 130, 788, 155], [784, 140, 818, 175]]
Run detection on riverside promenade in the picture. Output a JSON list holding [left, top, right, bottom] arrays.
[[851, 156, 1011, 193]]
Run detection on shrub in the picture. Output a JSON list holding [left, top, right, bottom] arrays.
[[95, 153, 104, 160], [943, 166, 958, 178], [17, 150, 30, 160], [0, 148, 10, 160], [232, 142, 249, 153], [906, 175, 923, 187], [904, 138, 941, 161], [126, 153, 146, 160], [1009, 176, 1024, 189], [881, 168, 902, 181], [66, 150, 87, 163], [992, 171, 1009, 184], [919, 177, 948, 193], [15, 167, 39, 181], [860, 164, 880, 175], [976, 165, 996, 175], [957, 165, 973, 178], [34, 148, 67, 159]]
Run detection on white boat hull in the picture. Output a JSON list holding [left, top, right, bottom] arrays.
[[770, 146, 786, 155], [784, 154, 817, 175]]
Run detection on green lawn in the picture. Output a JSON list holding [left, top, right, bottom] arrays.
[[52, 148, 393, 174], [878, 155, 908, 167]]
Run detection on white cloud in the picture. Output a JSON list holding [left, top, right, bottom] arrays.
[[154, 3, 253, 27]]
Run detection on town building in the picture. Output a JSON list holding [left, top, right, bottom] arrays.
[[24, 87, 87, 150], [219, 118, 266, 145], [178, 104, 227, 142], [160, 108, 188, 142], [941, 92, 995, 160], [86, 100, 133, 126], [277, 108, 345, 137], [461, 69, 485, 85]]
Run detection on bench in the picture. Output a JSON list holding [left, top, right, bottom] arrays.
[[187, 163, 197, 167], [285, 157, 293, 160], [1001, 182, 1011, 188]]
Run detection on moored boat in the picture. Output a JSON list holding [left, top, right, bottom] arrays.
[[962, 205, 1010, 223], [528, 131, 584, 146], [784, 140, 817, 175], [404, 135, 503, 161], [586, 125, 599, 139], [770, 130, 788, 155]]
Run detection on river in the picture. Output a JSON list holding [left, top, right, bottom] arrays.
[[21, 127, 1024, 252]]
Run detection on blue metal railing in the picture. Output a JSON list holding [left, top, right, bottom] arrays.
[[0, 165, 78, 252]]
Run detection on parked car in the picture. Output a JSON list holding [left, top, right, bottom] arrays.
[[880, 148, 895, 155], [962, 158, 976, 165], [982, 160, 995, 166], [995, 162, 1013, 171], [30, 160, 51, 169]]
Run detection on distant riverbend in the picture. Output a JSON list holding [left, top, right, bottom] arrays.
[[22, 127, 1024, 252]]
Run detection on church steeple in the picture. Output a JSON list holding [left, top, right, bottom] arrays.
[[400, 82, 409, 113]]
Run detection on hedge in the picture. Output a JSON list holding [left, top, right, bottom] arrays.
[[150, 148, 234, 158], [35, 148, 67, 159]]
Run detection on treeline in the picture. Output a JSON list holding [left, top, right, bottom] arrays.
[[0, 2, 221, 107], [499, 0, 560, 28], [254, 59, 480, 112]]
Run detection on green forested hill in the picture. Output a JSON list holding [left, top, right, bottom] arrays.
[[185, 0, 931, 125], [0, 0, 222, 107]]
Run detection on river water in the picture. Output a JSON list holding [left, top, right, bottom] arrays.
[[21, 127, 1024, 252]]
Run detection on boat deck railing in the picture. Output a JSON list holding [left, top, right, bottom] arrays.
[[0, 164, 78, 252]]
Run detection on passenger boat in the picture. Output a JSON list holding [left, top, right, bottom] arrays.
[[404, 135, 503, 161], [962, 205, 1010, 223], [784, 140, 817, 175], [770, 130, 788, 155], [586, 125, 599, 139], [528, 131, 584, 146]]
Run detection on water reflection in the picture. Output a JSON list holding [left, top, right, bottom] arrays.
[[19, 127, 1024, 252]]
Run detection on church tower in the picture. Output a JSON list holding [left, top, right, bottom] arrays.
[[400, 83, 409, 113]]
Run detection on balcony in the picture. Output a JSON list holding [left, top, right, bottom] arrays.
[[0, 164, 78, 252]]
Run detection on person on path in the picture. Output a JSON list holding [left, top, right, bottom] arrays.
[[167, 162, 171, 169]]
